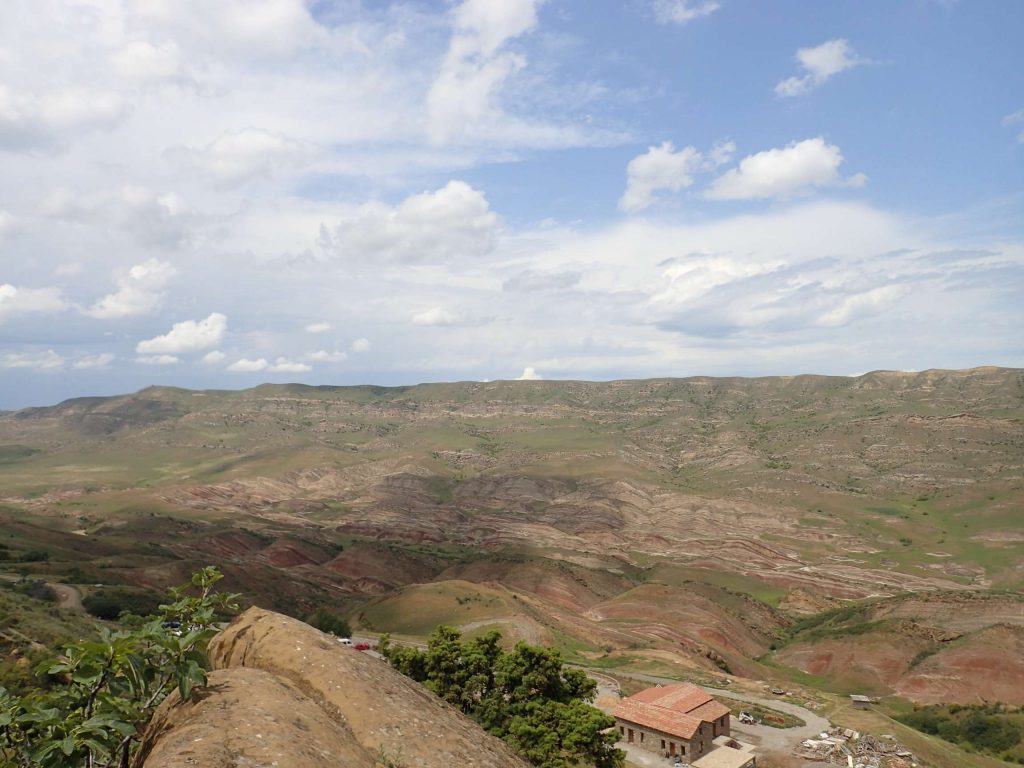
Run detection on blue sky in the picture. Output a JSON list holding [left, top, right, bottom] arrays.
[[0, 0, 1022, 408]]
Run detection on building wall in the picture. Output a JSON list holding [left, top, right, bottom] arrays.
[[615, 719, 716, 760]]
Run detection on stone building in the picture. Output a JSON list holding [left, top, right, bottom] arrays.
[[612, 682, 731, 761]]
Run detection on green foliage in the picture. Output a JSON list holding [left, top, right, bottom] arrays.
[[82, 588, 163, 621], [383, 626, 623, 768], [305, 607, 351, 638], [898, 703, 1024, 757], [0, 566, 238, 768], [9, 580, 56, 604]]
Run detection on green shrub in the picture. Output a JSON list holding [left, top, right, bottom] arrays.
[[305, 607, 351, 638], [83, 588, 163, 620], [0, 567, 239, 768]]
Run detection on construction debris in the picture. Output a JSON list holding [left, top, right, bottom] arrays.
[[794, 727, 917, 767]]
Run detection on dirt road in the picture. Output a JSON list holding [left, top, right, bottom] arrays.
[[0, 572, 85, 613]]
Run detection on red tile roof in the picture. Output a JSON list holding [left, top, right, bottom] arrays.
[[613, 683, 729, 741], [613, 699, 703, 740], [690, 700, 731, 722]]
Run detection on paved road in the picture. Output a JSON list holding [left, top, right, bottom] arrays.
[[592, 669, 830, 755]]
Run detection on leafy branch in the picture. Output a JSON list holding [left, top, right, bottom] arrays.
[[0, 566, 238, 768]]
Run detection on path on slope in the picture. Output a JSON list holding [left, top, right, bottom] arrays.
[[600, 670, 829, 754], [0, 572, 84, 612]]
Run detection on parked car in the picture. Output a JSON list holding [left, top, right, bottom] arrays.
[[354, 642, 371, 651], [338, 637, 353, 646]]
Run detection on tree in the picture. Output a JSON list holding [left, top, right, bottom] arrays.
[[305, 607, 351, 638], [382, 626, 623, 768], [0, 566, 238, 768]]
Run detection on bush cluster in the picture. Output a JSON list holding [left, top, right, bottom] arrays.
[[382, 626, 624, 768]]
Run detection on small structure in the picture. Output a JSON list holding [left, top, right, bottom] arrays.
[[849, 694, 872, 709], [691, 746, 756, 768], [612, 682, 731, 761]]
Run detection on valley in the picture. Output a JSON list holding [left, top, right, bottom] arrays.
[[1, 367, 1022, 764]]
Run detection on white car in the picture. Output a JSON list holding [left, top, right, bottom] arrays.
[[338, 637, 353, 646]]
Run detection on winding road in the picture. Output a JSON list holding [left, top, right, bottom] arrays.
[[0, 572, 85, 613]]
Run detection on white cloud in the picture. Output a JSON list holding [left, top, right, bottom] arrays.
[[620, 141, 731, 212], [269, 357, 312, 373], [227, 357, 268, 372], [351, 337, 372, 352], [305, 349, 348, 362], [620, 142, 701, 212], [110, 40, 182, 83], [72, 353, 116, 370], [0, 210, 14, 240], [652, 0, 720, 25], [0, 284, 67, 323], [0, 84, 127, 152], [172, 128, 315, 183], [318, 181, 500, 263], [706, 138, 866, 200], [125, 0, 325, 59], [817, 285, 904, 327], [1003, 109, 1024, 142], [427, 0, 540, 144], [775, 39, 864, 98], [305, 322, 332, 333], [136, 354, 179, 365], [87, 258, 177, 319], [201, 350, 226, 364], [136, 313, 227, 354], [515, 366, 542, 380], [412, 306, 467, 326], [1, 350, 64, 370]]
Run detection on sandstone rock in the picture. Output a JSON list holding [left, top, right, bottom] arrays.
[[207, 607, 530, 768], [134, 666, 376, 768]]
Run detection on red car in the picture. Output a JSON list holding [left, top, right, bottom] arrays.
[[354, 642, 371, 651]]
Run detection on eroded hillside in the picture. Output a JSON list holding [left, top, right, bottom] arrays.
[[1, 367, 1021, 703]]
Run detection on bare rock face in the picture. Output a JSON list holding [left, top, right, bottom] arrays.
[[134, 666, 376, 768], [206, 607, 530, 768]]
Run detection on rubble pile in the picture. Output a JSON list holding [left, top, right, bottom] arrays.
[[795, 727, 917, 767]]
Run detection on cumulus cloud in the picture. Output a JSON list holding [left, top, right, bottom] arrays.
[[72, 353, 115, 370], [652, 0, 720, 25], [1, 350, 64, 370], [136, 354, 179, 365], [110, 40, 183, 83], [620, 142, 702, 212], [201, 350, 226, 364], [318, 181, 500, 263], [775, 39, 864, 98], [226, 357, 268, 372], [412, 307, 468, 326], [268, 357, 312, 373], [427, 0, 540, 144], [87, 259, 177, 319], [136, 313, 227, 355], [0, 284, 67, 323], [305, 350, 348, 362], [706, 138, 866, 200], [619, 140, 734, 212], [125, 0, 325, 59], [171, 128, 315, 183], [0, 85, 126, 152], [305, 322, 332, 333], [515, 366, 542, 380], [351, 337, 372, 352]]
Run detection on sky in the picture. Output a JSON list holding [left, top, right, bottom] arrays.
[[1, 0, 1022, 409]]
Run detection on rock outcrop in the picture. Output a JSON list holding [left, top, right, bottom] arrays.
[[136, 607, 531, 767]]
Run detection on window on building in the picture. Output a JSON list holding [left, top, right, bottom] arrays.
[[661, 739, 665, 749]]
